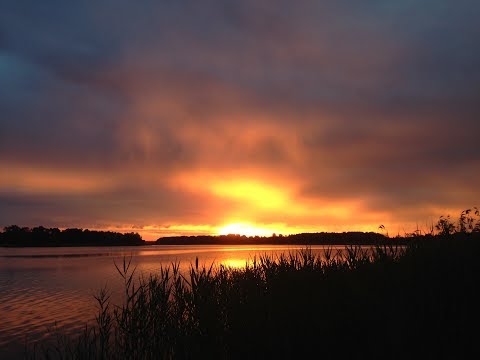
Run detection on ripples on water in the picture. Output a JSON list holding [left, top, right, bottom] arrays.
[[0, 245, 342, 357]]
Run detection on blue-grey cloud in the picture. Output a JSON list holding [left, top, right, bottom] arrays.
[[1, 0, 480, 233]]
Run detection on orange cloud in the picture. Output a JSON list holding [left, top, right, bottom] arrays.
[[0, 163, 115, 194]]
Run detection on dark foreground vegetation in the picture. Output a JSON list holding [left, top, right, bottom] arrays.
[[0, 226, 144, 247], [28, 245, 480, 358], [23, 208, 480, 359]]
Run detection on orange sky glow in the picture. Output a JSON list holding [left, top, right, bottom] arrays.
[[1, 2, 479, 240], [0, 163, 459, 240]]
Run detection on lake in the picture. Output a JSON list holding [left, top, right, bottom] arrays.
[[0, 244, 342, 357]]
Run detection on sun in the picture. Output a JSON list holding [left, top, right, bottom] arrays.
[[217, 223, 274, 237]]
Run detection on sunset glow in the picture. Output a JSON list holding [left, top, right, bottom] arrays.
[[2, 3, 480, 359], [211, 180, 289, 210], [1, 1, 479, 240], [217, 223, 276, 237]]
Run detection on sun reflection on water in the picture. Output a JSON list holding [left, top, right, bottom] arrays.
[[219, 258, 251, 269]]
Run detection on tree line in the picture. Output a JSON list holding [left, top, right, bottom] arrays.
[[156, 232, 391, 245], [0, 225, 144, 247]]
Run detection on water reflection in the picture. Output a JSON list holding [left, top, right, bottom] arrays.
[[0, 244, 346, 357], [220, 258, 252, 268]]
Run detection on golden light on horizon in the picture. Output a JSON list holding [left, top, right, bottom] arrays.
[[220, 258, 251, 269], [211, 180, 289, 210], [217, 223, 277, 237], [163, 170, 396, 238], [170, 172, 296, 210]]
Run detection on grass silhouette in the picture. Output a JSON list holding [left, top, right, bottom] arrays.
[[26, 232, 480, 359], [21, 209, 480, 358]]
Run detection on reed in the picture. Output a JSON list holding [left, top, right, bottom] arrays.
[[28, 232, 480, 359]]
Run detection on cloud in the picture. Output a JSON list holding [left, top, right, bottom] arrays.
[[1, 1, 480, 237]]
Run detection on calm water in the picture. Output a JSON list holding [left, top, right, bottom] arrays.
[[0, 244, 340, 357]]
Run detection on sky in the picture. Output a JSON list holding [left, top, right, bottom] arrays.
[[1, 1, 479, 240]]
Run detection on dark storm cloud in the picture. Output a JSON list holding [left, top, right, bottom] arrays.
[[1, 0, 480, 231]]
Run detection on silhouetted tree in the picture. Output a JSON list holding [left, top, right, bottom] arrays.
[[435, 215, 456, 236], [0, 226, 144, 246]]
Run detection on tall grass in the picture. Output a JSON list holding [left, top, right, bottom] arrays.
[[29, 239, 480, 359]]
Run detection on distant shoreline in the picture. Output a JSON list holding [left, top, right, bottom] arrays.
[[0, 226, 404, 247], [155, 232, 401, 246], [3, 224, 479, 247], [0, 226, 145, 247]]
